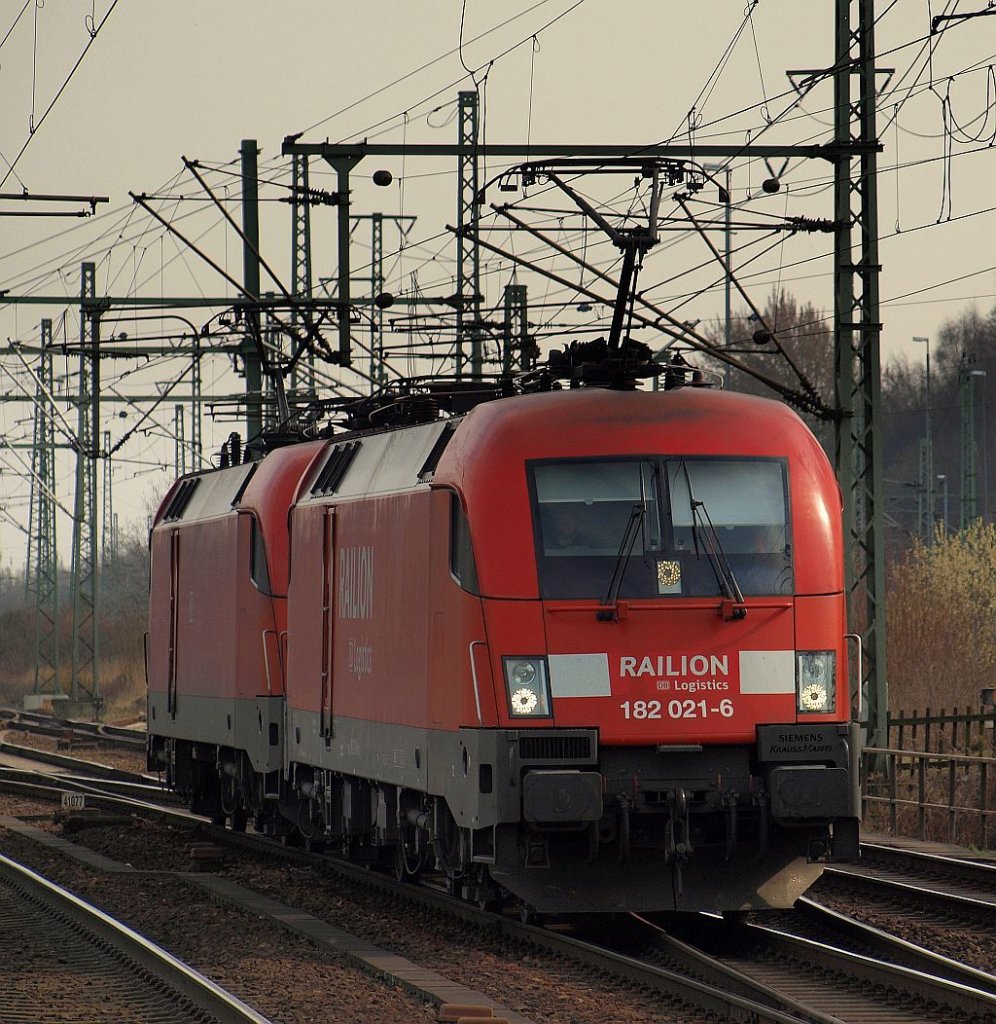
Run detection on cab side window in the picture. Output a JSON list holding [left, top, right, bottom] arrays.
[[250, 516, 273, 595], [450, 494, 479, 594]]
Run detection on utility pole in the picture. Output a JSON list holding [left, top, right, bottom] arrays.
[[26, 319, 59, 702], [101, 429, 114, 566], [190, 332, 203, 468], [457, 91, 482, 379], [502, 283, 530, 373], [370, 211, 384, 387], [916, 439, 928, 540], [290, 152, 316, 398], [351, 212, 417, 389], [961, 366, 987, 528], [833, 0, 886, 748], [913, 337, 932, 542], [174, 404, 187, 477], [241, 139, 264, 442], [69, 262, 101, 716]]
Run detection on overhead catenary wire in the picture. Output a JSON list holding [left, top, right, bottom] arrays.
[[0, 0, 124, 190], [2, 3, 995, 561]]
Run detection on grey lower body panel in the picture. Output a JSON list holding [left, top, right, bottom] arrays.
[[148, 691, 283, 775], [285, 708, 527, 828]]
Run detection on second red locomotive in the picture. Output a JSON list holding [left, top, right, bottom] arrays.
[[147, 373, 860, 914]]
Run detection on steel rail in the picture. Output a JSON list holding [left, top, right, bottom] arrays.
[[796, 895, 996, 996], [663, 910, 996, 1022], [0, 851, 272, 1024], [0, 706, 146, 748]]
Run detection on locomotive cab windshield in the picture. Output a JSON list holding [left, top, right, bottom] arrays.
[[530, 455, 794, 601]]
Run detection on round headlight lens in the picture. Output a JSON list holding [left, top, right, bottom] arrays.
[[511, 661, 537, 686]]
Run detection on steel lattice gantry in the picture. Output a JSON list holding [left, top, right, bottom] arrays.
[[26, 319, 59, 697], [833, 0, 887, 749], [502, 283, 530, 374], [70, 263, 101, 712], [291, 152, 316, 397], [457, 91, 483, 379]]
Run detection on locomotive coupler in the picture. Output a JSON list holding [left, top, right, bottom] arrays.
[[665, 787, 693, 862]]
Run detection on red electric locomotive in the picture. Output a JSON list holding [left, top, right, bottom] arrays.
[[147, 363, 861, 914]]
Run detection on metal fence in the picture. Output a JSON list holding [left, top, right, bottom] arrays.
[[887, 705, 996, 758], [862, 745, 996, 849]]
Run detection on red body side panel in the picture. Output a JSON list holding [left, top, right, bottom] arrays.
[[425, 490, 494, 730], [331, 492, 431, 724], [148, 443, 326, 708], [156, 517, 240, 700], [285, 502, 331, 717], [286, 488, 494, 732]]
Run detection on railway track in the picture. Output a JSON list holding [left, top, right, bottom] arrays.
[[0, 765, 822, 1022], [0, 850, 270, 1024], [0, 706, 146, 750], [850, 839, 996, 903], [811, 842, 996, 947], [4, 747, 995, 1023], [644, 908, 996, 1023]]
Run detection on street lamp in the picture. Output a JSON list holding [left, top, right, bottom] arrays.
[[913, 337, 933, 543]]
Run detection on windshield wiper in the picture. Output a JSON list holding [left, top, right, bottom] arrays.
[[681, 463, 746, 620], [597, 501, 646, 621]]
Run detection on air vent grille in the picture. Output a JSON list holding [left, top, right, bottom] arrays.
[[311, 441, 360, 496], [417, 423, 456, 483], [162, 478, 200, 522], [517, 733, 594, 762]]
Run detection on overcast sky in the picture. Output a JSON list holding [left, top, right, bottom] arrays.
[[0, 1, 993, 568]]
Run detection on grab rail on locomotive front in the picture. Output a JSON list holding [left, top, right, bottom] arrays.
[[845, 632, 863, 719]]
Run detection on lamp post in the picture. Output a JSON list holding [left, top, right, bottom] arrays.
[[913, 337, 933, 543], [961, 368, 987, 527]]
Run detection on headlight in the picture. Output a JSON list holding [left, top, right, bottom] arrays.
[[796, 651, 836, 713], [503, 657, 551, 717]]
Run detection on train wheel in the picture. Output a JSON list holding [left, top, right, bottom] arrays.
[[296, 798, 325, 851], [219, 774, 241, 829]]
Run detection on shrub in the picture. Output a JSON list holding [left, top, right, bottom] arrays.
[[887, 521, 996, 712]]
